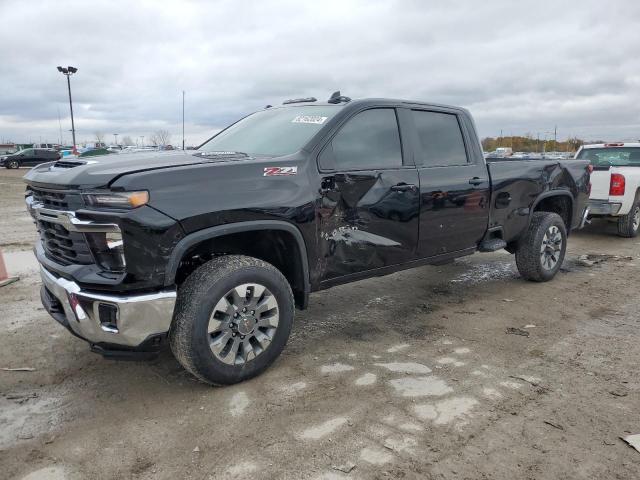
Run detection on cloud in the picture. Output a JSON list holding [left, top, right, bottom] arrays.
[[1, 0, 639, 144]]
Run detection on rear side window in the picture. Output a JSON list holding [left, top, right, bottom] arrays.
[[412, 110, 468, 166], [331, 109, 402, 170]]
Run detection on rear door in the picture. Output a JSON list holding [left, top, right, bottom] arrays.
[[409, 108, 490, 257], [29, 149, 47, 166], [20, 149, 36, 165], [316, 107, 420, 281]]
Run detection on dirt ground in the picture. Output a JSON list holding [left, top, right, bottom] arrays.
[[0, 167, 638, 480]]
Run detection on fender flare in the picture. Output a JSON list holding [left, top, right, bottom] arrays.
[[529, 190, 574, 228], [164, 220, 310, 294]]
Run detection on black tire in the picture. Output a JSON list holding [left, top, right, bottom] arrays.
[[7, 159, 19, 169], [616, 196, 640, 238], [169, 255, 294, 385], [515, 212, 567, 282]]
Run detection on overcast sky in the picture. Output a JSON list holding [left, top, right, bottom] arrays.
[[1, 0, 639, 146]]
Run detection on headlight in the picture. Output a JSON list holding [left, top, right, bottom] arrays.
[[85, 231, 126, 272], [83, 191, 149, 209]]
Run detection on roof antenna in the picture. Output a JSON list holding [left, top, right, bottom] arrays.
[[328, 91, 351, 104]]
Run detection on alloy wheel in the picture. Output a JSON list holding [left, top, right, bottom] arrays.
[[540, 225, 562, 270], [207, 283, 279, 365]]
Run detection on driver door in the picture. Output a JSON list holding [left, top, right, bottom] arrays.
[[316, 107, 420, 283]]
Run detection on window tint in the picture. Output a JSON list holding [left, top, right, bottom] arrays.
[[331, 109, 402, 170], [412, 111, 468, 166]]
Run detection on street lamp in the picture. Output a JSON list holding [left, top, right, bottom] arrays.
[[113, 133, 119, 146], [57, 66, 78, 151]]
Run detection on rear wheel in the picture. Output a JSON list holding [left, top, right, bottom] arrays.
[[617, 198, 640, 238], [515, 212, 567, 282], [170, 255, 294, 385]]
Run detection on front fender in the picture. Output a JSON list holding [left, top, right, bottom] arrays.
[[163, 220, 310, 296]]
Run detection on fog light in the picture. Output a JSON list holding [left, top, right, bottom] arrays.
[[98, 303, 119, 332]]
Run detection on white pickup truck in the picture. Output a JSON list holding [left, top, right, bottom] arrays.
[[576, 143, 640, 237]]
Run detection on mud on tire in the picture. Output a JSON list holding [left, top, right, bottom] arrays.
[[515, 212, 567, 282], [169, 255, 294, 385]]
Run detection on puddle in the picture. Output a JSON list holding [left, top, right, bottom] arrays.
[[320, 363, 354, 374], [389, 376, 453, 397], [384, 435, 417, 454], [374, 362, 431, 374], [299, 417, 348, 440], [229, 392, 249, 417], [355, 373, 377, 386], [20, 466, 73, 480], [386, 344, 410, 353], [360, 446, 393, 465], [281, 382, 307, 395], [413, 396, 479, 425]]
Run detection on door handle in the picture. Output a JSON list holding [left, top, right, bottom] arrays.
[[390, 183, 417, 192], [469, 177, 485, 186]]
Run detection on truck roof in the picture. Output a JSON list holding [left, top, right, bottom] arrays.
[[266, 98, 469, 113]]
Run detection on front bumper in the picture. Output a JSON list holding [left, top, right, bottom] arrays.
[[39, 265, 176, 350], [588, 200, 622, 216]]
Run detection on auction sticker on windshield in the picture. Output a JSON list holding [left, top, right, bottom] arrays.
[[292, 115, 327, 124]]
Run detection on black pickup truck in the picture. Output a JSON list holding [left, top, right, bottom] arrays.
[[24, 94, 591, 385]]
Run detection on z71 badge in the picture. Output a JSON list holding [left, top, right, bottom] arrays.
[[264, 166, 298, 176]]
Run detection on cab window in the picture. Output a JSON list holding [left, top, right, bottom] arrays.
[[412, 110, 468, 167], [330, 109, 402, 170]]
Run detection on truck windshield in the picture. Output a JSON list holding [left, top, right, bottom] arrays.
[[198, 106, 341, 157], [577, 147, 640, 167]]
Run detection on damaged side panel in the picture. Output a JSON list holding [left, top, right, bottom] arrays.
[[317, 169, 420, 281]]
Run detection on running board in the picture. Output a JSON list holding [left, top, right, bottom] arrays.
[[478, 238, 507, 252]]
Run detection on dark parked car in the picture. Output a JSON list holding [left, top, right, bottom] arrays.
[[24, 94, 591, 385], [1, 148, 61, 168]]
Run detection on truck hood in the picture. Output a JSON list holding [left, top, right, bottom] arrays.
[[23, 150, 256, 189]]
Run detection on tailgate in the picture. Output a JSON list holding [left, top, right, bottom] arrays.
[[589, 169, 610, 200]]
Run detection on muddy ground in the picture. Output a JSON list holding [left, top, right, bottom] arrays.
[[0, 167, 638, 479]]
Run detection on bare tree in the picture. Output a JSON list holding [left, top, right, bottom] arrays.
[[121, 136, 134, 146], [150, 129, 171, 147], [94, 131, 105, 145]]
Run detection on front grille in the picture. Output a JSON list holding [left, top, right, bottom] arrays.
[[28, 187, 94, 266], [30, 187, 84, 211], [37, 219, 94, 265]]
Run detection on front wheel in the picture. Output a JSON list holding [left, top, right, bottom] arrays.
[[169, 255, 294, 385], [515, 212, 567, 282], [6, 159, 19, 169], [617, 199, 640, 238]]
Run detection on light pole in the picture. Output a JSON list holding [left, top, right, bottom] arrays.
[[113, 133, 119, 146], [140, 136, 144, 147], [57, 66, 78, 151], [182, 90, 185, 151]]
